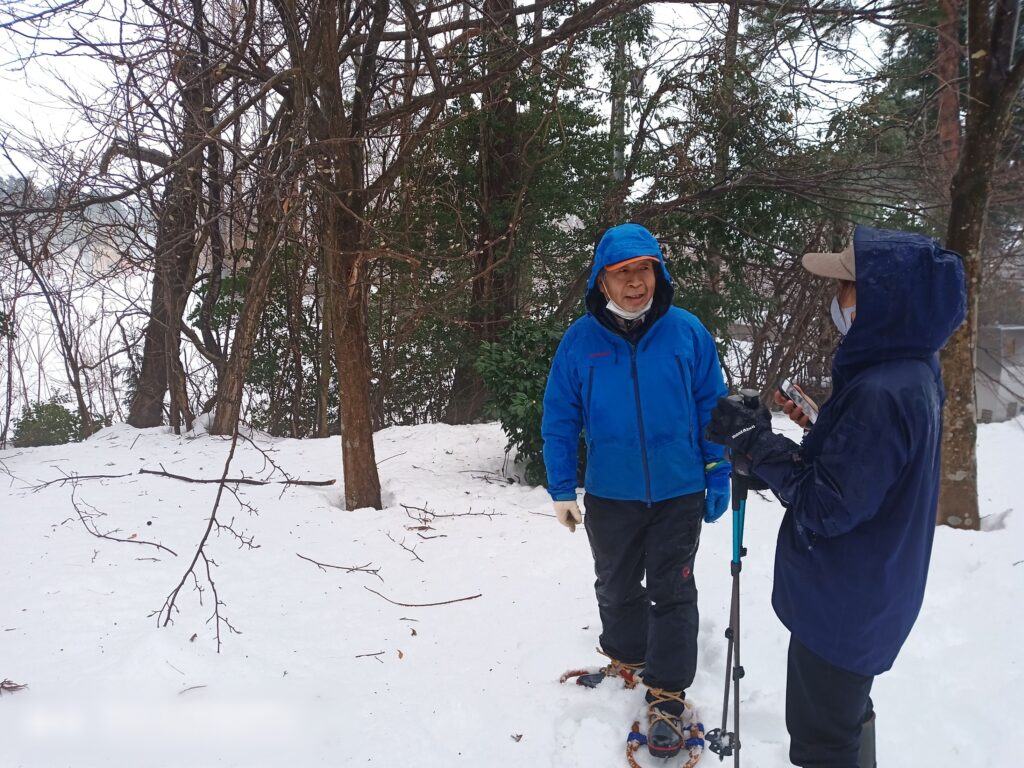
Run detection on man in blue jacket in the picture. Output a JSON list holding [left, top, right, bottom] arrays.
[[542, 223, 730, 759], [705, 225, 966, 768]]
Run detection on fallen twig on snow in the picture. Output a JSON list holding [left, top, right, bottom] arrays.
[[363, 586, 481, 608], [216, 515, 260, 550], [27, 466, 335, 492], [376, 451, 407, 465], [30, 470, 134, 491], [139, 466, 335, 486], [386, 532, 423, 562], [0, 679, 27, 694], [431, 507, 503, 519], [296, 553, 383, 581], [155, 430, 245, 652], [400, 502, 504, 522], [70, 485, 177, 556]]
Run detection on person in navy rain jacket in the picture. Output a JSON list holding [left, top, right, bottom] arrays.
[[541, 223, 730, 759], [704, 225, 966, 768]]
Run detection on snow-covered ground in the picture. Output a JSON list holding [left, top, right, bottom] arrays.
[[1, 416, 1020, 767]]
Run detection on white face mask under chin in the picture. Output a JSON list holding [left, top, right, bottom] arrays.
[[606, 297, 653, 321], [830, 295, 856, 336]]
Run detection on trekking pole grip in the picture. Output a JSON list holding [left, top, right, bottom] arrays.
[[727, 389, 760, 565], [727, 389, 761, 504]]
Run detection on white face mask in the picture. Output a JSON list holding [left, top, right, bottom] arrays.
[[605, 297, 654, 321], [830, 295, 856, 336]]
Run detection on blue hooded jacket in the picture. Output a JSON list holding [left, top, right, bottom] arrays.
[[752, 225, 966, 676], [541, 224, 728, 503]]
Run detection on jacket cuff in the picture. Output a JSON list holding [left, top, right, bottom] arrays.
[[550, 490, 578, 502], [749, 431, 801, 468]]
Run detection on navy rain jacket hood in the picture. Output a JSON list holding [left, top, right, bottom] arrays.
[[753, 225, 966, 676], [541, 224, 727, 504]]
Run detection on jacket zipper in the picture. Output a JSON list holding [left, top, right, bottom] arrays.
[[630, 343, 653, 506], [675, 356, 696, 449], [585, 367, 595, 451]]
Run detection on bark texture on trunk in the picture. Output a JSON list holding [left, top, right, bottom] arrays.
[[128, 56, 205, 431], [207, 122, 296, 436], [306, 0, 384, 509], [939, 119, 998, 530], [446, 0, 520, 424], [938, 0, 1023, 529], [324, 208, 382, 510], [936, 0, 962, 175], [207, 225, 279, 435]]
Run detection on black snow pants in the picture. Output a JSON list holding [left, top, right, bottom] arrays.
[[582, 491, 704, 693], [786, 635, 876, 768]]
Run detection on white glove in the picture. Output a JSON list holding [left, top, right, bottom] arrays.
[[553, 500, 583, 532]]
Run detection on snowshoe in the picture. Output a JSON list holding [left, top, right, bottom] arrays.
[[625, 696, 705, 768], [560, 649, 644, 689], [645, 687, 692, 760]]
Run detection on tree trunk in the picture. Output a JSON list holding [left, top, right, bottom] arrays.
[[446, 0, 520, 424], [127, 271, 172, 427], [207, 116, 295, 437], [303, 0, 384, 509], [939, 117, 999, 529], [938, 0, 1023, 528], [323, 196, 382, 509], [287, 247, 309, 437], [208, 227, 278, 435], [609, 33, 626, 183], [316, 266, 333, 438], [936, 0, 962, 175], [715, 0, 742, 184], [127, 55, 205, 431], [324, 115, 382, 507], [192, 0, 227, 374]]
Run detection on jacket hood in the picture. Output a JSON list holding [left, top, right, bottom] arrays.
[[585, 223, 674, 317], [835, 225, 966, 369]]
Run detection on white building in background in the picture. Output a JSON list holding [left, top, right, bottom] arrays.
[[977, 324, 1024, 423]]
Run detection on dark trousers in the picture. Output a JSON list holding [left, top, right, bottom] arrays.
[[583, 491, 703, 692], [786, 635, 875, 768]]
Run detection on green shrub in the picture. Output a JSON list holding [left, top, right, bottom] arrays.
[[476, 318, 586, 487], [13, 395, 82, 447]]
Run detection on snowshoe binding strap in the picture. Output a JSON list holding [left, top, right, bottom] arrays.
[[637, 689, 705, 767], [626, 720, 706, 768], [560, 648, 644, 688]]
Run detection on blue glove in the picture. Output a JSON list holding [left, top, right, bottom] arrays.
[[704, 462, 731, 523]]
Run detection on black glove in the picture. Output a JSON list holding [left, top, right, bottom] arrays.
[[735, 456, 772, 491], [704, 396, 773, 456]]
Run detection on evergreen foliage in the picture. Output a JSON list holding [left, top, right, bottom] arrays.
[[13, 395, 82, 447], [476, 317, 584, 486], [189, 247, 335, 437]]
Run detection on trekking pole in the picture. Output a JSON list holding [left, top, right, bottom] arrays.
[[706, 389, 760, 767]]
